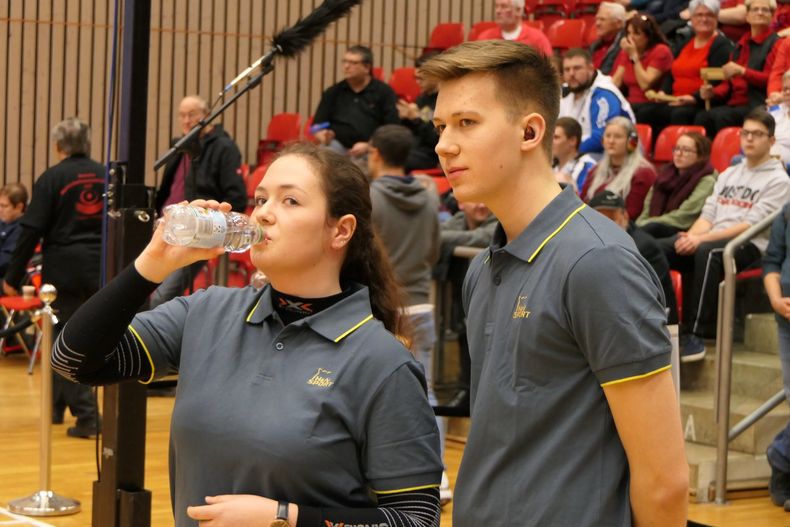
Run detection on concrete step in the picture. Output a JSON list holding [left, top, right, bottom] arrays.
[[745, 313, 779, 355], [686, 441, 770, 502], [681, 345, 784, 402], [681, 388, 790, 455]]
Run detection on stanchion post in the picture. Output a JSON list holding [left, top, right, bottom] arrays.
[[8, 284, 81, 516]]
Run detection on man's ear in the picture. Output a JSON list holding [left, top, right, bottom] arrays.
[[520, 113, 547, 152], [331, 213, 357, 250]]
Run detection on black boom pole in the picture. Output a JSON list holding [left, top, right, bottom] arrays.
[[93, 0, 155, 525]]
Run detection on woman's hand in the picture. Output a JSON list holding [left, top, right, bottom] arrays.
[[699, 84, 714, 101], [670, 94, 696, 107], [134, 200, 228, 283], [722, 61, 745, 80], [619, 36, 637, 59], [187, 494, 298, 526]]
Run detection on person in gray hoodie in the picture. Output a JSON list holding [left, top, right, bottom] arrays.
[[660, 108, 790, 361], [367, 124, 449, 502]]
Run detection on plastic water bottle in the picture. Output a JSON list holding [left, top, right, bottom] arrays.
[[161, 205, 264, 253]]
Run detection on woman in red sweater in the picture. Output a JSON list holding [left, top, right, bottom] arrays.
[[694, 0, 779, 137], [581, 117, 657, 219]]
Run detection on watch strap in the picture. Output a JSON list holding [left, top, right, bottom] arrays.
[[276, 500, 289, 521]]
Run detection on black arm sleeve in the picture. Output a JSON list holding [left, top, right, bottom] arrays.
[[313, 86, 337, 125], [4, 225, 41, 289], [297, 487, 440, 527], [51, 263, 160, 385]]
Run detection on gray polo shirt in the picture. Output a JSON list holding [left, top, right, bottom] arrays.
[[454, 187, 671, 526], [131, 283, 442, 527]]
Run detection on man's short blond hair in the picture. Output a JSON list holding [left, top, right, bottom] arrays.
[[418, 40, 560, 160]]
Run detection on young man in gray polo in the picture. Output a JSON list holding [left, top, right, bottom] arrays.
[[421, 40, 688, 526]]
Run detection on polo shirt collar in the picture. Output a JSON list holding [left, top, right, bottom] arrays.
[[491, 186, 586, 263], [745, 27, 772, 45], [245, 283, 375, 343]]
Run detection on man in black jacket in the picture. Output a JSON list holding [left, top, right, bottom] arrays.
[[152, 95, 246, 306]]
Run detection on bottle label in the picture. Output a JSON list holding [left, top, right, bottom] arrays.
[[192, 208, 228, 248]]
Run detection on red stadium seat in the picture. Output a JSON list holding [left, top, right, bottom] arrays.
[[426, 23, 465, 51], [257, 112, 302, 166], [303, 115, 316, 142], [710, 127, 742, 173], [468, 21, 499, 41], [524, 0, 540, 16], [635, 124, 653, 158], [389, 67, 421, 102], [653, 125, 706, 164], [583, 22, 598, 46], [546, 19, 586, 51], [533, 0, 571, 25], [670, 270, 682, 323], [573, 0, 602, 18], [372, 66, 385, 81], [524, 20, 545, 32]]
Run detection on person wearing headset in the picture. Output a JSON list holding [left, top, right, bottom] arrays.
[[580, 116, 657, 218]]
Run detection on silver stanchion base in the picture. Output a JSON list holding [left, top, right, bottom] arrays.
[[8, 490, 81, 516]]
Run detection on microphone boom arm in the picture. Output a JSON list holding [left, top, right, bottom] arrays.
[[153, 61, 273, 171]]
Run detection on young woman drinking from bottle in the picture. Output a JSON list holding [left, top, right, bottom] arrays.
[[50, 143, 443, 527]]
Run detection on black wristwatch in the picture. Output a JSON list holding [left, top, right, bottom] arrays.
[[269, 501, 290, 527]]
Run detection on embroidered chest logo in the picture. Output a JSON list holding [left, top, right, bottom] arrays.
[[308, 368, 335, 388], [325, 522, 389, 527], [512, 295, 532, 319]]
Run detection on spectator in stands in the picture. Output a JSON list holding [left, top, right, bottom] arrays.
[[3, 118, 102, 438], [366, 124, 450, 504], [432, 201, 498, 418], [768, 40, 790, 104], [0, 183, 27, 279], [472, 0, 553, 56], [683, 0, 749, 41], [590, 2, 627, 74], [640, 0, 735, 134], [552, 116, 598, 191], [611, 14, 674, 123], [153, 95, 246, 308], [559, 48, 635, 156], [769, 69, 790, 164], [637, 132, 717, 238], [312, 46, 399, 158], [398, 51, 440, 171], [763, 201, 790, 510], [694, 0, 780, 137], [660, 109, 790, 361], [581, 117, 657, 218], [590, 190, 679, 324], [422, 39, 688, 527]]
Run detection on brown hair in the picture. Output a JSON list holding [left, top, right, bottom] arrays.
[[418, 40, 561, 160], [625, 13, 669, 50], [555, 117, 583, 149], [680, 132, 711, 163], [0, 183, 28, 211], [275, 143, 408, 337]]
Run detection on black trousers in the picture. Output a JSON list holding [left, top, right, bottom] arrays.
[[640, 221, 682, 239], [659, 236, 761, 338], [694, 105, 750, 139]]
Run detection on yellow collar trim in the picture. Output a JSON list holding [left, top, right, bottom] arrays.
[[527, 204, 586, 263], [334, 314, 374, 343], [246, 298, 262, 322]]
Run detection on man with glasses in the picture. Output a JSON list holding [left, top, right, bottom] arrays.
[[152, 95, 246, 307], [660, 108, 790, 361], [312, 46, 399, 158]]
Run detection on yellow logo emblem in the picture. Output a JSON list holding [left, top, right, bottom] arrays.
[[307, 368, 334, 388], [513, 295, 531, 319]]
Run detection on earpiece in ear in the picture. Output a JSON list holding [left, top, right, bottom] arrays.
[[524, 127, 536, 141]]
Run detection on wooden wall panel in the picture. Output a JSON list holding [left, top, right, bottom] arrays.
[[0, 0, 496, 189]]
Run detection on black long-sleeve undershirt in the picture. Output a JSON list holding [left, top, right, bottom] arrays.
[[51, 263, 441, 527]]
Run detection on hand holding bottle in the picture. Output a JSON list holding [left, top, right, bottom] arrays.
[[135, 200, 229, 284]]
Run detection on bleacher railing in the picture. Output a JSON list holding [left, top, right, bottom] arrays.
[[714, 208, 783, 504]]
